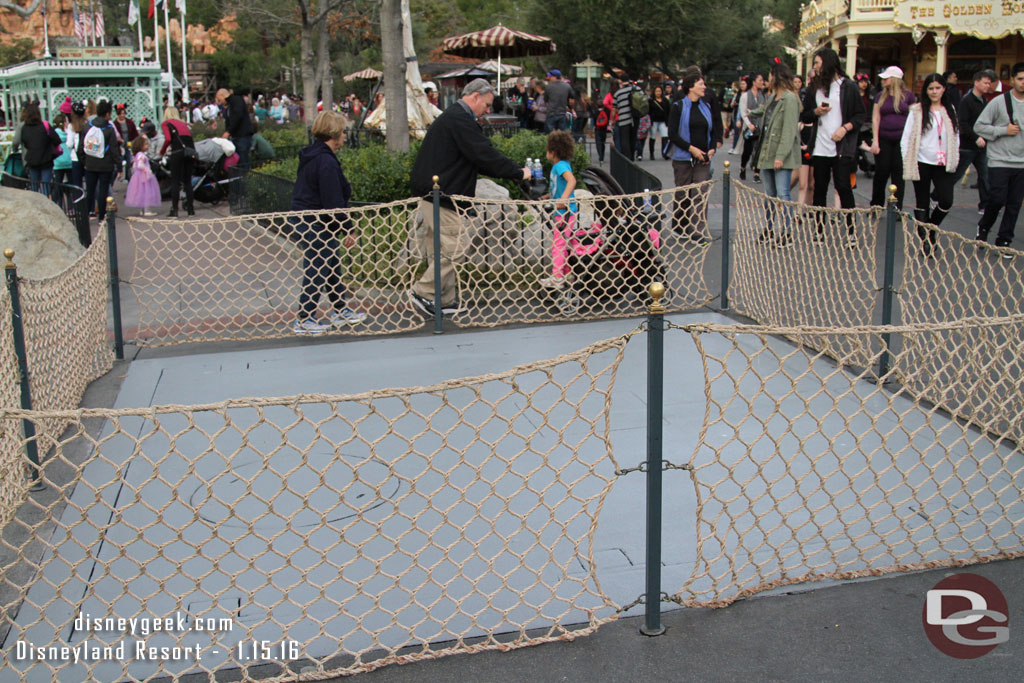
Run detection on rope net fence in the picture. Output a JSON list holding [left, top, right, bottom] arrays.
[[0, 286, 22, 531], [895, 214, 1024, 447], [671, 318, 1024, 609], [729, 183, 884, 368], [0, 231, 113, 532], [126, 200, 427, 346], [0, 334, 632, 682], [448, 185, 713, 327]]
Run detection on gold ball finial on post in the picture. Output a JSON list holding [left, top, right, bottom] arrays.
[[432, 175, 440, 190], [888, 184, 897, 204], [648, 282, 666, 314], [3, 249, 14, 269], [724, 160, 731, 173], [106, 196, 117, 212]]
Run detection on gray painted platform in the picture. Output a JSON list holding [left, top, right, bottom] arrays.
[[6, 312, 1021, 681]]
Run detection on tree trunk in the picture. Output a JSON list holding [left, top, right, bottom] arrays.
[[300, 20, 318, 132], [318, 19, 333, 113], [380, 0, 409, 152]]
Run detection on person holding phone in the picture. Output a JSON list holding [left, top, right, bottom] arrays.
[[800, 48, 865, 245]]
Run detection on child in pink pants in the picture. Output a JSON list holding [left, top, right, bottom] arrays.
[[540, 131, 578, 288]]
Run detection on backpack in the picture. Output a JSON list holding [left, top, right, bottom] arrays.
[[42, 121, 62, 158], [1004, 91, 1017, 124], [82, 122, 109, 159], [631, 89, 649, 116], [595, 108, 609, 129]]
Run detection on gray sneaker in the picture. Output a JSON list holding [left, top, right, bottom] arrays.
[[329, 307, 367, 326], [292, 318, 331, 335]]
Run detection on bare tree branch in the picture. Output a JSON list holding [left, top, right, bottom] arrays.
[[0, 0, 43, 19]]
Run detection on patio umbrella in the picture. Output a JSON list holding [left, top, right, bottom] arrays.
[[441, 24, 556, 92], [343, 67, 383, 82], [476, 59, 522, 76]]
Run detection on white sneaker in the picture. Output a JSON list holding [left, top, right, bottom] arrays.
[[846, 235, 858, 249], [539, 276, 566, 288], [329, 307, 367, 326], [292, 318, 331, 335], [728, 148, 739, 155]]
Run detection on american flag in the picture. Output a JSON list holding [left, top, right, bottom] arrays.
[[73, 2, 88, 43], [94, 9, 104, 40]]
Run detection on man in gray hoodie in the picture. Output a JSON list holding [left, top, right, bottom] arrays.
[[974, 61, 1024, 251]]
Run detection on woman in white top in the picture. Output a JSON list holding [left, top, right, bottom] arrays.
[[901, 72, 960, 255]]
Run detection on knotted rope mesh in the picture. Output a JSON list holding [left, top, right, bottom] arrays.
[[126, 200, 426, 346], [729, 183, 884, 367], [0, 285, 22, 530], [448, 185, 713, 327], [672, 319, 1024, 609], [0, 232, 112, 532], [895, 214, 1024, 446], [0, 334, 631, 682]]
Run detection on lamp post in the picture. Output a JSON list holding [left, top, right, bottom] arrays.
[[573, 57, 603, 96]]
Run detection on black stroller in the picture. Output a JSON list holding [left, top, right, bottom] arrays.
[[524, 166, 666, 315], [190, 139, 238, 204]]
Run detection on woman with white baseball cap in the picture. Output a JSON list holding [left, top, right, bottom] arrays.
[[870, 65, 916, 208]]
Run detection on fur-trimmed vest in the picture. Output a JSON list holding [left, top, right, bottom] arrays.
[[901, 103, 959, 181]]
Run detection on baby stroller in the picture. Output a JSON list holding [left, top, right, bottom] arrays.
[[524, 170, 666, 315], [191, 138, 239, 204]]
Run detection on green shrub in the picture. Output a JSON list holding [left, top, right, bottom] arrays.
[[256, 140, 421, 204], [254, 130, 591, 204], [488, 130, 591, 197]]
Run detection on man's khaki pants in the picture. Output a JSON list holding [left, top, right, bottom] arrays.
[[412, 200, 463, 307]]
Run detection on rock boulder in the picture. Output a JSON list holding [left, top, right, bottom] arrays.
[[0, 187, 85, 280]]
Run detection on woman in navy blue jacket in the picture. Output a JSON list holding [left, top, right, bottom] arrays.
[[289, 111, 368, 335]]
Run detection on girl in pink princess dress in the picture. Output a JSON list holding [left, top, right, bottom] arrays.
[[124, 136, 162, 216]]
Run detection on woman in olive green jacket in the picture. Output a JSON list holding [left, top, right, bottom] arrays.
[[750, 60, 802, 245]]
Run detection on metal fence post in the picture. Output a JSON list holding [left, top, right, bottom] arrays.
[[642, 282, 667, 637], [431, 175, 443, 335], [878, 184, 898, 381], [106, 197, 124, 360], [4, 249, 43, 491], [721, 160, 732, 310]]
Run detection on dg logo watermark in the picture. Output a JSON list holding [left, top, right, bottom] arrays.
[[923, 573, 1009, 659]]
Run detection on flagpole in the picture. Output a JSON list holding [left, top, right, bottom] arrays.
[[138, 10, 144, 62], [180, 1, 189, 121], [163, 2, 173, 96], [153, 5, 160, 69], [42, 0, 50, 56]]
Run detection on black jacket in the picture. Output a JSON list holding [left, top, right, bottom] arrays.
[[800, 77, 865, 159], [411, 102, 522, 208], [77, 116, 122, 173], [20, 122, 62, 169], [291, 141, 351, 212], [958, 90, 988, 151], [225, 94, 254, 139]]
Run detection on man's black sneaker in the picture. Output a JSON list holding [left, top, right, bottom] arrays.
[[408, 290, 435, 317]]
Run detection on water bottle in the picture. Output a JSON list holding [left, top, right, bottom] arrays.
[[533, 159, 543, 180], [525, 157, 532, 173], [641, 188, 654, 215]]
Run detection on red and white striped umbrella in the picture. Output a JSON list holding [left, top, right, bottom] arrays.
[[343, 68, 383, 82], [440, 25, 556, 60], [441, 24, 555, 91]]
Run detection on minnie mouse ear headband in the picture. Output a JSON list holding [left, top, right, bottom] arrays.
[[115, 103, 126, 111], [71, 102, 86, 116]]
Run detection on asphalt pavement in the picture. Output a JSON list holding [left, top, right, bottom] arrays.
[[77, 150, 1024, 683]]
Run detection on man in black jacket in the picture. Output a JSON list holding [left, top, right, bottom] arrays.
[[409, 78, 530, 317], [949, 69, 996, 213], [78, 99, 122, 229], [216, 87, 255, 171]]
